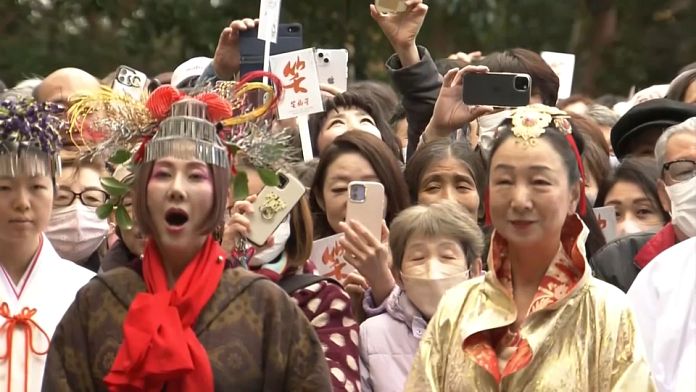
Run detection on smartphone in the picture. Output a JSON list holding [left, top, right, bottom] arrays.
[[111, 65, 148, 101], [247, 172, 306, 247], [374, 0, 407, 13], [316, 49, 349, 92], [239, 23, 304, 77], [345, 181, 386, 239], [462, 72, 531, 107]]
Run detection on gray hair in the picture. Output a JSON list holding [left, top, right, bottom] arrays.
[[654, 117, 696, 170], [586, 104, 620, 127], [389, 201, 484, 272]]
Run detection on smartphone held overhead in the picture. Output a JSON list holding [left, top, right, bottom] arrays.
[[239, 23, 304, 77], [315, 49, 349, 92], [111, 65, 148, 101], [462, 72, 532, 108]]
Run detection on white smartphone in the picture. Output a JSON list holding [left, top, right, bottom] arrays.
[[315, 49, 349, 92], [111, 65, 148, 101], [246, 172, 306, 247], [374, 0, 407, 13], [345, 181, 386, 239]]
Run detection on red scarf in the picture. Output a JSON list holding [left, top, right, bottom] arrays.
[[104, 236, 225, 391]]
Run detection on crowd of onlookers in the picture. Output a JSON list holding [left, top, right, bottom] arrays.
[[1, 0, 695, 391]]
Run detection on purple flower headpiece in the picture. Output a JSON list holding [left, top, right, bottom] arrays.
[[0, 98, 66, 177]]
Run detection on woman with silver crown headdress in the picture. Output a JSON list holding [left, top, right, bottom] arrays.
[[0, 98, 95, 392], [42, 95, 332, 391]]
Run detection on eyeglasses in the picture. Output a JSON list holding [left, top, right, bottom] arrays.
[[54, 188, 109, 208], [663, 159, 696, 182]]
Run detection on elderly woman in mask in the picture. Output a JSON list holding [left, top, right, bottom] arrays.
[[43, 97, 331, 390], [405, 104, 654, 391], [0, 98, 94, 391], [358, 202, 483, 392]]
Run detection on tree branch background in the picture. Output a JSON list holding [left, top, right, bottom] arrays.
[[1, 0, 694, 97]]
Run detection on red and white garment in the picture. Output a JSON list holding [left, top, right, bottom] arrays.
[[0, 235, 94, 391]]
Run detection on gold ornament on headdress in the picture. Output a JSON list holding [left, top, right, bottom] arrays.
[[67, 86, 154, 156], [508, 104, 573, 146]]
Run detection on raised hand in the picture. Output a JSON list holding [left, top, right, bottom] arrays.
[[423, 66, 495, 141], [221, 195, 273, 256], [213, 18, 258, 80], [339, 220, 396, 305], [370, 0, 428, 66]]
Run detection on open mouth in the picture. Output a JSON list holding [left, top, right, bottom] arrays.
[[165, 209, 189, 227]]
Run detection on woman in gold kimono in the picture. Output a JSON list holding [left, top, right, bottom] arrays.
[[42, 89, 331, 391], [406, 102, 656, 391]]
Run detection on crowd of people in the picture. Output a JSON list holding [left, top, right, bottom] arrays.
[[1, 0, 695, 391]]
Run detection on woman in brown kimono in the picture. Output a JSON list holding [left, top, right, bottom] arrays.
[[41, 95, 332, 391]]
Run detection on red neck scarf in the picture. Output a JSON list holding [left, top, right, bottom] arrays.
[[104, 236, 226, 392]]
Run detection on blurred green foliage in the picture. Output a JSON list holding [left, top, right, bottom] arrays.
[[1, 0, 694, 96]]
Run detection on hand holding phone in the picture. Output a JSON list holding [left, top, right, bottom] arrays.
[[238, 23, 304, 77], [246, 172, 305, 247], [425, 66, 497, 139], [213, 18, 258, 80], [462, 71, 531, 107]]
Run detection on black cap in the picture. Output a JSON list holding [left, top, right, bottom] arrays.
[[610, 98, 696, 159]]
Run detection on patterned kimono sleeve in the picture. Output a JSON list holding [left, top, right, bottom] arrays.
[[42, 285, 97, 391], [293, 281, 360, 392], [244, 277, 330, 392], [404, 304, 448, 392], [609, 306, 657, 391]]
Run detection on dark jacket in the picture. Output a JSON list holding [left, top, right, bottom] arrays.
[[386, 46, 442, 159], [589, 232, 653, 293], [590, 224, 679, 293]]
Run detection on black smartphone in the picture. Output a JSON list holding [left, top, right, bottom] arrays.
[[239, 23, 304, 77], [462, 72, 532, 107]]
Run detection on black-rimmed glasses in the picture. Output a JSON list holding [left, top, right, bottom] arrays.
[[54, 189, 109, 208]]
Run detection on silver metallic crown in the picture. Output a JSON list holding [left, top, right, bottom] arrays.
[[0, 145, 61, 178], [144, 99, 229, 168]]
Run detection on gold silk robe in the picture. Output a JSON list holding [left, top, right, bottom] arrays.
[[405, 215, 656, 391]]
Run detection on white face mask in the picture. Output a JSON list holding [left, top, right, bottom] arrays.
[[666, 176, 696, 238], [248, 218, 292, 267], [401, 270, 470, 319], [46, 203, 109, 262], [477, 109, 514, 153]]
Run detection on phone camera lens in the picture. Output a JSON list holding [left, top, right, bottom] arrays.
[[350, 184, 366, 202], [323, 58, 330, 64], [318, 52, 324, 58], [514, 76, 529, 91]]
